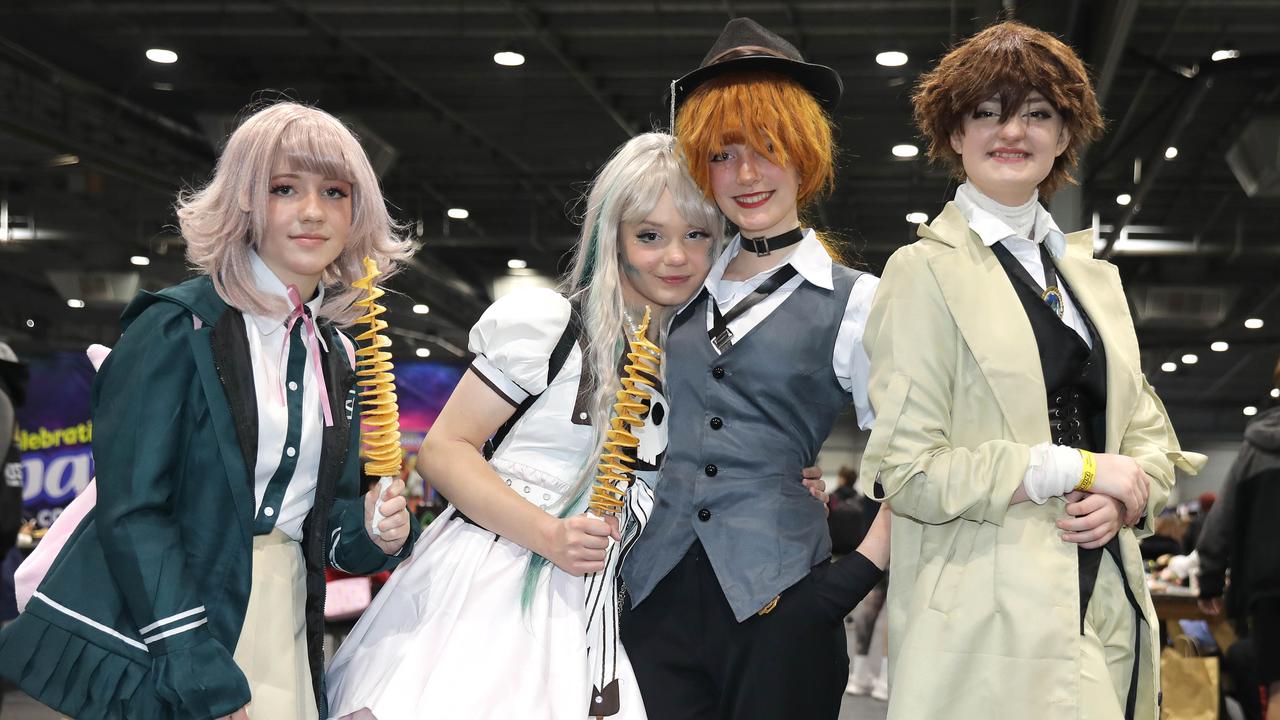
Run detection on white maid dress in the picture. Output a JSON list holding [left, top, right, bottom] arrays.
[[326, 288, 662, 720]]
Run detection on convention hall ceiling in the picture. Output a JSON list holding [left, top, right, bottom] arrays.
[[0, 0, 1277, 435]]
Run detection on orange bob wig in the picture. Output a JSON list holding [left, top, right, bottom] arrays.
[[676, 71, 835, 209]]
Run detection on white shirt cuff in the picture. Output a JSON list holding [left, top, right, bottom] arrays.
[[1022, 442, 1083, 504]]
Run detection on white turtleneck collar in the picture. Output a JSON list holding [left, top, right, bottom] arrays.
[[953, 182, 1066, 259]]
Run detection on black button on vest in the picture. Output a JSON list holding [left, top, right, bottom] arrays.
[[712, 366, 726, 379], [709, 417, 723, 430], [704, 464, 718, 477], [698, 508, 712, 521]]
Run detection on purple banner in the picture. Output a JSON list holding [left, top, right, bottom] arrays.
[[15, 352, 95, 529], [393, 361, 467, 456], [13, 352, 465, 528]]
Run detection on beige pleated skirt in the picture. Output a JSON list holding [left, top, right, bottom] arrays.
[[233, 529, 319, 720]]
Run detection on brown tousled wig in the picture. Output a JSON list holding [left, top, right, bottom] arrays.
[[912, 21, 1105, 197], [676, 71, 835, 209]]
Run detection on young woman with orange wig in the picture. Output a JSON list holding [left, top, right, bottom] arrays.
[[620, 17, 889, 720], [858, 21, 1204, 720]]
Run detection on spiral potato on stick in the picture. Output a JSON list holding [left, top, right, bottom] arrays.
[[352, 257, 402, 534], [589, 307, 661, 517]]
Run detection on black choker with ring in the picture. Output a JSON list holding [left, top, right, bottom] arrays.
[[740, 226, 805, 256]]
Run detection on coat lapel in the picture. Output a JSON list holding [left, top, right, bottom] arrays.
[[921, 203, 1047, 446], [316, 325, 355, 500], [189, 315, 255, 546], [1052, 229, 1139, 453]]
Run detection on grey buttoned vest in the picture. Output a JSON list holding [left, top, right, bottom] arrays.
[[622, 264, 865, 621]]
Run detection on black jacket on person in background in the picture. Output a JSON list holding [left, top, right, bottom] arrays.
[[1197, 405, 1280, 620]]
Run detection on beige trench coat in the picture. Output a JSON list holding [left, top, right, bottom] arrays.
[[857, 202, 1206, 720]]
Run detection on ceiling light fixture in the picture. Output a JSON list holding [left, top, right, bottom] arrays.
[[146, 48, 178, 64], [1244, 405, 1258, 416], [1115, 193, 1132, 206], [891, 144, 919, 158], [67, 299, 86, 309], [1164, 146, 1179, 160], [446, 207, 469, 220], [1211, 48, 1240, 62], [905, 211, 929, 224], [875, 51, 908, 67], [1161, 362, 1177, 372], [1245, 318, 1264, 329], [130, 255, 150, 266], [1181, 353, 1198, 365], [48, 154, 80, 167], [507, 258, 528, 270], [415, 348, 432, 358], [25, 319, 34, 328], [412, 304, 430, 315], [493, 50, 525, 67], [1210, 341, 1229, 352], [1271, 388, 1279, 399]]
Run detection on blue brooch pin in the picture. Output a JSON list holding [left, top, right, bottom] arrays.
[[1042, 287, 1065, 319]]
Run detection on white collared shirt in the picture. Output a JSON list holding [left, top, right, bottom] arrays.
[[953, 188, 1092, 348], [243, 252, 328, 540], [685, 230, 879, 430]]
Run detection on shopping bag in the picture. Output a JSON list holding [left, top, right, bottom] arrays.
[[1161, 643, 1220, 720]]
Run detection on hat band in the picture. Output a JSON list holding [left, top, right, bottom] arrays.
[[706, 45, 791, 66]]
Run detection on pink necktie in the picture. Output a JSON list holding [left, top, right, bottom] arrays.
[[280, 284, 334, 428]]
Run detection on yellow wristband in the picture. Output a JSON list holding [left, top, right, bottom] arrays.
[[1075, 449, 1096, 492]]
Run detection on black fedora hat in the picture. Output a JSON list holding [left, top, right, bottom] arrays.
[[669, 17, 843, 112]]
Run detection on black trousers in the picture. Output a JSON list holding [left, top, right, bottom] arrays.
[[621, 542, 859, 720]]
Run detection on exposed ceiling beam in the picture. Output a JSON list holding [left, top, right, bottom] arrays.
[[1193, 285, 1280, 396], [0, 38, 212, 196], [1100, 70, 1214, 258], [1086, 0, 1191, 179], [507, 0, 637, 137], [270, 0, 568, 207], [1088, 0, 1140, 107]]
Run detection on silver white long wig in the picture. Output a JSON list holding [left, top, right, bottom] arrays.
[[520, 131, 725, 605]]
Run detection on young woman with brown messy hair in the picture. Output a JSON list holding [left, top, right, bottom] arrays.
[[857, 20, 1204, 720], [620, 16, 890, 720]]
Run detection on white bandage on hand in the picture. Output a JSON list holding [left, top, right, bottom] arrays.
[[370, 476, 393, 537], [1022, 442, 1084, 504]]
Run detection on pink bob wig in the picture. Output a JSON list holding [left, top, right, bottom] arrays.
[[177, 101, 413, 326]]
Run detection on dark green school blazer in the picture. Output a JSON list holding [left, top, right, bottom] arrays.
[[0, 276, 417, 719]]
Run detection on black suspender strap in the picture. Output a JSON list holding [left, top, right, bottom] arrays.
[[483, 296, 584, 459], [707, 264, 799, 352]]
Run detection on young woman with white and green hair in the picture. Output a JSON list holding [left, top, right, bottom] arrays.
[[326, 131, 727, 719]]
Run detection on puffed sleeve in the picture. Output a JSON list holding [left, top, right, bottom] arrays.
[[467, 287, 572, 406]]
